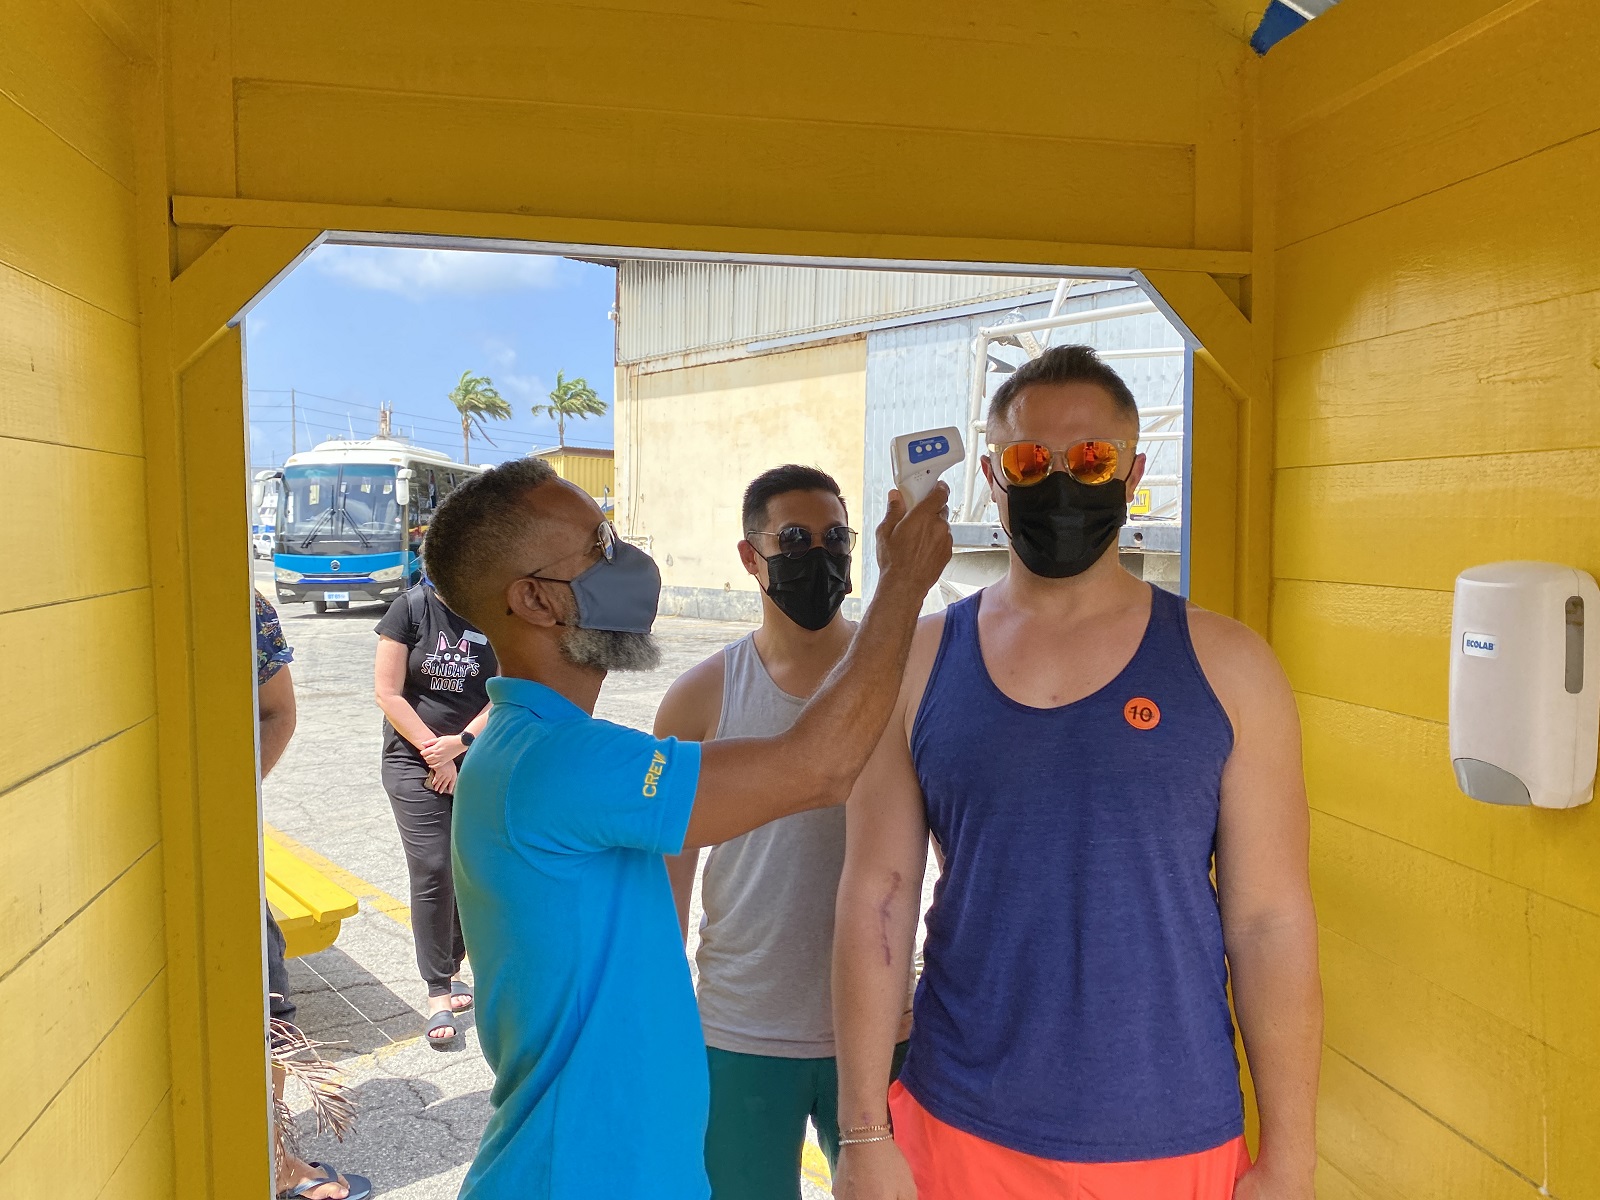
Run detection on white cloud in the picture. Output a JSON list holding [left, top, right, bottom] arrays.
[[472, 337, 546, 401], [312, 245, 562, 300], [501, 371, 548, 402]]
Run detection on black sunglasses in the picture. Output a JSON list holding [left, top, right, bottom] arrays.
[[745, 524, 857, 559]]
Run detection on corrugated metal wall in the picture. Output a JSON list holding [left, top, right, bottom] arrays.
[[860, 284, 1186, 596], [617, 261, 1063, 364]]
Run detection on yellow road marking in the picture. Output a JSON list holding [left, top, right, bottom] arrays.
[[802, 1141, 833, 1192], [263, 822, 413, 929]]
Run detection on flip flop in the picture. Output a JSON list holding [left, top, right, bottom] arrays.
[[425, 1008, 459, 1051], [278, 1162, 373, 1200], [449, 979, 474, 1013]]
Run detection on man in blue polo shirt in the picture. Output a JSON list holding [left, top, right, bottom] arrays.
[[421, 457, 950, 1199]]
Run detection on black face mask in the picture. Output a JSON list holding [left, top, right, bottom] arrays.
[[1001, 471, 1128, 579], [761, 547, 852, 631]]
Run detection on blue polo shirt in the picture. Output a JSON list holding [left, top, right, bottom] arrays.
[[453, 676, 707, 1199]]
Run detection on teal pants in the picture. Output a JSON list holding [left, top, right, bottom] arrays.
[[704, 1041, 909, 1200]]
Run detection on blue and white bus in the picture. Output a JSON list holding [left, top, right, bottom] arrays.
[[256, 438, 482, 613]]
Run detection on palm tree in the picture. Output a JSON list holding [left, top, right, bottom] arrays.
[[531, 371, 607, 450], [446, 371, 511, 464]]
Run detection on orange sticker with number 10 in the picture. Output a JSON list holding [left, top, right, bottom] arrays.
[[1124, 697, 1161, 730]]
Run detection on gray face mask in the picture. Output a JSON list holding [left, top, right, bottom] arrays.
[[554, 539, 663, 635]]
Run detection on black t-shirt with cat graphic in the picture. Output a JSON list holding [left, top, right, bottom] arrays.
[[374, 583, 497, 764]]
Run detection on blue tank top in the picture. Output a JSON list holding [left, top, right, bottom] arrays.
[[901, 585, 1244, 1163]]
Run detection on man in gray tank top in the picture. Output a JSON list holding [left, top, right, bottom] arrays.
[[658, 465, 913, 1200]]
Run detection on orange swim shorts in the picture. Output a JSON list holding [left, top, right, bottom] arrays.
[[888, 1081, 1252, 1200]]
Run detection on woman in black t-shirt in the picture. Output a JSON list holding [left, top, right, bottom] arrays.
[[374, 581, 497, 1049]]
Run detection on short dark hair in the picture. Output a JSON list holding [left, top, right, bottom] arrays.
[[423, 456, 558, 620], [987, 344, 1140, 431], [741, 464, 846, 534]]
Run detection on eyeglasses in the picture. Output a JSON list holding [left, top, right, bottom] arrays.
[[524, 519, 617, 582], [744, 524, 858, 559], [988, 439, 1133, 488]]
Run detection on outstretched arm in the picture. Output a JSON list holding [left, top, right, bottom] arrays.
[[831, 673, 930, 1200], [655, 654, 724, 939], [682, 485, 951, 848]]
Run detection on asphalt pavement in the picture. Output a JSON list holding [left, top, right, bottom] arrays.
[[257, 562, 848, 1199]]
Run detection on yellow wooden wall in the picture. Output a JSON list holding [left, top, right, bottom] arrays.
[[0, 0, 174, 1190], [1266, 1, 1600, 1195]]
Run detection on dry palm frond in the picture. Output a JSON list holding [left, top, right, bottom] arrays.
[[269, 1011, 357, 1164]]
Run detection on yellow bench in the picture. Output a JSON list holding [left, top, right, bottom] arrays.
[[265, 834, 361, 958]]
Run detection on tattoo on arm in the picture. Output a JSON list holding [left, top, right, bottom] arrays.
[[878, 871, 902, 966]]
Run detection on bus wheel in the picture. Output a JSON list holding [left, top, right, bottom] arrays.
[[312, 600, 328, 614]]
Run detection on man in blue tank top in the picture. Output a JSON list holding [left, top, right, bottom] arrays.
[[832, 346, 1322, 1200]]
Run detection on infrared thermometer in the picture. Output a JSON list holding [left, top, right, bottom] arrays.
[[891, 426, 965, 508]]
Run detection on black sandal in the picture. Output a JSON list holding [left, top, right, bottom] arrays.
[[425, 1008, 459, 1051]]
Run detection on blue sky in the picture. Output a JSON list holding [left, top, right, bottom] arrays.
[[244, 245, 617, 469]]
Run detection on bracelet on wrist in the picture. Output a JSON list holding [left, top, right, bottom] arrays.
[[838, 1133, 895, 1147]]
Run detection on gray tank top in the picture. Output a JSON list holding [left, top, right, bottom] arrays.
[[696, 633, 912, 1057]]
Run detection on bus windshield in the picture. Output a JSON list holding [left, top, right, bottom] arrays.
[[281, 464, 402, 552]]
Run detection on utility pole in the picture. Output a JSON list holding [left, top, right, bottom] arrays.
[[290, 387, 298, 455], [377, 402, 392, 439]]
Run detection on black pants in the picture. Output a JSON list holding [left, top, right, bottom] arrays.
[[383, 753, 466, 997]]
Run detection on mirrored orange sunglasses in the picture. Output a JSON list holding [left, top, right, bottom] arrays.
[[988, 439, 1132, 487]]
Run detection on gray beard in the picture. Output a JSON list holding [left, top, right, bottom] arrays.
[[559, 627, 662, 673]]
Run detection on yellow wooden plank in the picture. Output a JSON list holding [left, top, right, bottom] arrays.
[[98, 1099, 174, 1200], [0, 95, 137, 322], [233, 81, 1198, 250], [230, 0, 1248, 153], [1275, 287, 1600, 471], [0, 850, 165, 1159], [1271, 580, 1451, 722], [264, 822, 412, 929], [0, 0, 136, 187], [1275, 0, 1598, 247], [0, 974, 174, 1192], [1314, 1156, 1375, 1200], [1531, 895, 1600, 1071], [1317, 1048, 1544, 1200], [1186, 361, 1238, 617], [172, 194, 1254, 276], [0, 721, 160, 972], [0, 261, 143, 456], [263, 877, 313, 929], [169, 225, 322, 371], [1298, 693, 1600, 920], [1, 438, 149, 614], [1263, 0, 1528, 137], [263, 839, 359, 924], [0, 590, 156, 796], [1320, 929, 1546, 1183], [1311, 812, 1536, 1039], [1274, 449, 1600, 593], [73, 0, 159, 63], [166, 0, 235, 199], [1546, 1051, 1600, 1198], [1274, 130, 1600, 361], [1141, 269, 1263, 399], [171, 331, 274, 1197]]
